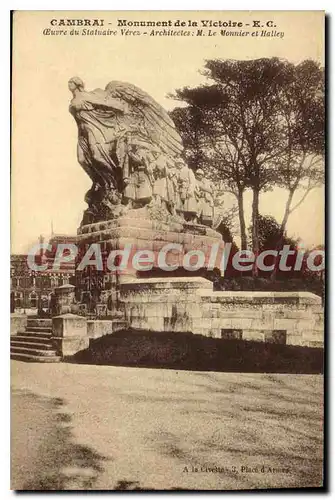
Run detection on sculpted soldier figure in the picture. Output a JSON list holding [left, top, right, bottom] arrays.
[[123, 146, 153, 208], [166, 165, 181, 216], [195, 168, 214, 226], [69, 77, 219, 228], [151, 154, 174, 213], [176, 160, 198, 222]]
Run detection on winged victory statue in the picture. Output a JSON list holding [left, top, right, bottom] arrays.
[[68, 77, 186, 224]]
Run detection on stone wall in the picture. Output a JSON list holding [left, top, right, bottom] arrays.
[[87, 319, 127, 339], [51, 315, 128, 357], [121, 277, 212, 333], [196, 290, 323, 347], [52, 314, 89, 357], [120, 278, 324, 348], [51, 277, 324, 357]]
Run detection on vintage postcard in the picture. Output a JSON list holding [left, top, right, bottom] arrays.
[[11, 10, 325, 491]]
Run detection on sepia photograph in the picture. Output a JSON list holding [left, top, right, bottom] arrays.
[[10, 10, 325, 491]]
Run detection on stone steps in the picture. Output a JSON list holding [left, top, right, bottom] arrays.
[[24, 326, 52, 334], [26, 318, 52, 328], [11, 345, 58, 357], [19, 330, 52, 337], [11, 340, 55, 350], [13, 335, 51, 344], [11, 317, 60, 363], [10, 352, 61, 363], [11, 317, 130, 362]]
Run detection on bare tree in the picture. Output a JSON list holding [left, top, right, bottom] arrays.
[[171, 58, 324, 273], [170, 85, 250, 249], [274, 60, 324, 246]]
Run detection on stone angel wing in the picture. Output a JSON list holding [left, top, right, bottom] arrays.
[[104, 81, 184, 158]]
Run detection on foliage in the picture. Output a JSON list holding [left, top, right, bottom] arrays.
[[170, 57, 325, 259], [248, 214, 297, 252]]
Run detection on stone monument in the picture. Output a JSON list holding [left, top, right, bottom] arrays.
[[58, 77, 323, 349], [68, 77, 224, 320]]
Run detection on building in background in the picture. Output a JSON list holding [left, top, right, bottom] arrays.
[[10, 234, 76, 311]]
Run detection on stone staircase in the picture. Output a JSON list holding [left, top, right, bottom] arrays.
[[10, 318, 61, 363]]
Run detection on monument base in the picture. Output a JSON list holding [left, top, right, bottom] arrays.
[[121, 277, 212, 332], [72, 209, 323, 350], [75, 207, 224, 317], [120, 278, 324, 348]]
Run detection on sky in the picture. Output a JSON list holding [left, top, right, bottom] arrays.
[[11, 10, 324, 253]]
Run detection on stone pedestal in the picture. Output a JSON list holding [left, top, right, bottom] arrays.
[[73, 208, 324, 349], [52, 313, 89, 357], [121, 277, 212, 332], [75, 207, 224, 317], [54, 284, 76, 315]]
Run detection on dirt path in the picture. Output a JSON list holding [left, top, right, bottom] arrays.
[[11, 361, 324, 490]]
